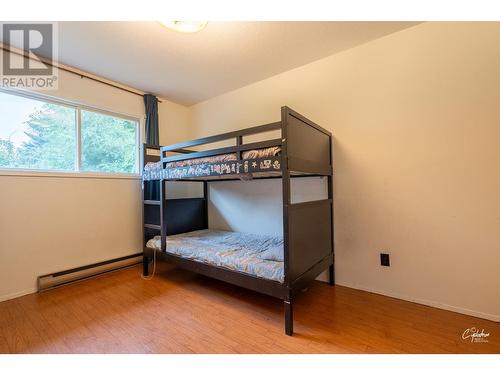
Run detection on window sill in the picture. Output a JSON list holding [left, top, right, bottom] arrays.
[[0, 169, 141, 180]]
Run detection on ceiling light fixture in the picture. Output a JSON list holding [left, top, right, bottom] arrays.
[[159, 21, 207, 33]]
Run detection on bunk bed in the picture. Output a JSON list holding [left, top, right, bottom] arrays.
[[141, 106, 334, 336]]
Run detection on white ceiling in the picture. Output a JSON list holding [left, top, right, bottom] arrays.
[[6, 22, 419, 105]]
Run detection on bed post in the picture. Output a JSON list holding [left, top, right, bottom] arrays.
[[203, 181, 209, 229], [284, 294, 293, 336], [281, 106, 294, 335], [328, 133, 335, 286], [143, 255, 149, 276], [160, 178, 167, 251]]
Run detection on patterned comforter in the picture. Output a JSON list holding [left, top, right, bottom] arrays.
[[146, 229, 284, 283], [142, 146, 281, 181]]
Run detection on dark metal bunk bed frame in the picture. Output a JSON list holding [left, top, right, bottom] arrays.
[[142, 106, 334, 335]]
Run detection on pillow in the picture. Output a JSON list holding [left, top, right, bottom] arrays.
[[257, 246, 284, 262]]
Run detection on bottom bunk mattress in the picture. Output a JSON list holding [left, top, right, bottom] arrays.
[[146, 229, 284, 283]]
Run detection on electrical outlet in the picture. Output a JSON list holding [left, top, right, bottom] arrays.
[[380, 253, 390, 267]]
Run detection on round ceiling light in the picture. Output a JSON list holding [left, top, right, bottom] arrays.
[[159, 21, 207, 33]]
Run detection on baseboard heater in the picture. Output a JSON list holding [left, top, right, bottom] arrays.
[[37, 253, 142, 292]]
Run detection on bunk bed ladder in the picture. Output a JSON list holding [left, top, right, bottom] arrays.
[[141, 143, 162, 276], [142, 179, 162, 276]]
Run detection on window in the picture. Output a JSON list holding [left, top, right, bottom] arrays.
[[81, 110, 137, 174], [0, 89, 139, 175], [0, 91, 76, 171]]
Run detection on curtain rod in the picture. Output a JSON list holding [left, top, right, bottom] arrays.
[[0, 45, 163, 103]]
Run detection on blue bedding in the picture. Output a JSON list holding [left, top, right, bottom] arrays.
[[146, 229, 284, 283]]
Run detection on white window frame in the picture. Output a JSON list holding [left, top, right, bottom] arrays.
[[0, 88, 142, 179]]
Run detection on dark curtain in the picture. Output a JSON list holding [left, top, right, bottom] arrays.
[[144, 94, 160, 200], [144, 94, 159, 145]]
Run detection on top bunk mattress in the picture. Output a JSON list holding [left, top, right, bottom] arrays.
[[146, 229, 284, 283], [142, 146, 281, 180]]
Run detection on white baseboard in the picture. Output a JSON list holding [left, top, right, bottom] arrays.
[[334, 281, 500, 323]]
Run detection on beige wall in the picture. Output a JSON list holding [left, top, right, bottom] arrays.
[[159, 99, 193, 145], [0, 64, 190, 301], [189, 22, 500, 321]]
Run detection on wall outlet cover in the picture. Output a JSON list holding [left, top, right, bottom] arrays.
[[380, 253, 390, 267]]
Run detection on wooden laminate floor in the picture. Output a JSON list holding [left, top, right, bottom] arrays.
[[0, 263, 498, 354]]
